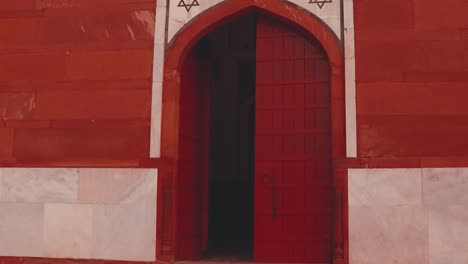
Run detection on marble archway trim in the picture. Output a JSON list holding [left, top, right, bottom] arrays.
[[149, 0, 357, 158]]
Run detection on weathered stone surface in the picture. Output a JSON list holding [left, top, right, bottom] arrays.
[[0, 168, 79, 203]]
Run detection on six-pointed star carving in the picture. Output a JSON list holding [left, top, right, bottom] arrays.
[[178, 0, 333, 12], [178, 0, 200, 12], [309, 0, 333, 9]]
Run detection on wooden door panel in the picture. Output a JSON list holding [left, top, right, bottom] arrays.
[[176, 48, 211, 260], [254, 16, 332, 263]]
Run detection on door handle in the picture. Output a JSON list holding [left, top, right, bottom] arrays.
[[262, 173, 277, 222]]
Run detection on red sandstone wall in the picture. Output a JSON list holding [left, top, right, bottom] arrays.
[[355, 0, 468, 160], [0, 0, 155, 166], [2, 0, 468, 165]]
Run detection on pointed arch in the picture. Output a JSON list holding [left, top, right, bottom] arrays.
[[158, 0, 347, 262], [162, 0, 345, 160]]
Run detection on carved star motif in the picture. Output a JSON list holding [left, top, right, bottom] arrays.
[[178, 0, 200, 12], [309, 0, 333, 9]]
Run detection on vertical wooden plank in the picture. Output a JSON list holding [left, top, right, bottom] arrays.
[[175, 48, 211, 260]]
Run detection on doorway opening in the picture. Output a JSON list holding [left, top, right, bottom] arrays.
[[204, 14, 256, 261], [175, 11, 334, 263]]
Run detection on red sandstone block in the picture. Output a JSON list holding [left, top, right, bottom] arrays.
[[355, 41, 409, 82], [0, 128, 14, 161], [2, 158, 141, 168], [0, 92, 35, 120], [463, 29, 468, 40], [413, 0, 468, 29], [354, 0, 414, 30], [0, 1, 36, 11], [51, 119, 149, 129], [355, 40, 465, 82], [35, 89, 151, 119], [416, 41, 465, 71], [5, 120, 50, 128], [13, 127, 149, 161], [357, 82, 468, 115], [403, 72, 468, 82], [38, 1, 155, 18], [421, 157, 468, 168], [0, 18, 39, 49], [358, 115, 468, 157], [36, 0, 154, 10], [366, 157, 422, 168], [67, 50, 153, 80], [38, 11, 154, 46], [2, 79, 151, 92], [355, 29, 462, 42], [0, 53, 68, 81], [0, 257, 23, 264], [465, 44, 468, 70]]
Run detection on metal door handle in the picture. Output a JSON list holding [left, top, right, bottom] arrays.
[[263, 173, 277, 222]]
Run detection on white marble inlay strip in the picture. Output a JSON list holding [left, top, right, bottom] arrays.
[[150, 0, 168, 157], [344, 0, 357, 157]]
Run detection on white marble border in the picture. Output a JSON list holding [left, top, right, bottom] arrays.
[[150, 0, 167, 158], [343, 0, 357, 157]]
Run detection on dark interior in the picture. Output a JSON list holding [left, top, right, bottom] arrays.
[[198, 14, 257, 261]]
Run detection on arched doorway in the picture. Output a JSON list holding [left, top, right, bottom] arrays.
[[158, 1, 346, 263]]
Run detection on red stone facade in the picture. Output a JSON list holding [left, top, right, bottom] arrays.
[[355, 0, 468, 167], [0, 0, 468, 264], [0, 0, 155, 167]]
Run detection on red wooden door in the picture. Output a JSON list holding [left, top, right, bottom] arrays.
[[254, 16, 333, 263], [176, 48, 211, 260]]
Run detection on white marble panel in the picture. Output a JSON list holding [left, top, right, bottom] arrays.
[[423, 168, 468, 206], [150, 0, 166, 157], [322, 16, 341, 39], [349, 169, 423, 206], [343, 0, 354, 28], [155, 6, 167, 44], [345, 56, 357, 158], [289, 0, 340, 17], [344, 0, 357, 157], [349, 205, 428, 264], [157, 0, 167, 7], [92, 198, 156, 261], [0, 168, 79, 203], [344, 28, 355, 60], [168, 0, 224, 42], [152, 44, 165, 82], [78, 168, 157, 204], [429, 205, 468, 264], [43, 204, 93, 259], [150, 82, 163, 157], [0, 203, 44, 257]]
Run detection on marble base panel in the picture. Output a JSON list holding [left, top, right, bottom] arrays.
[[349, 168, 468, 264], [0, 168, 157, 262]]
